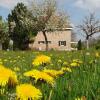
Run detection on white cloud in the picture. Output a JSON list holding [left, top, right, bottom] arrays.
[[75, 0, 100, 11], [0, 0, 69, 10], [0, 0, 29, 10], [1, 0, 100, 11]]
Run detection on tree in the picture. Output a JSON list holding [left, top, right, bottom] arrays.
[[30, 0, 70, 51], [77, 39, 82, 50], [0, 16, 9, 50], [78, 13, 100, 49], [8, 3, 35, 50]]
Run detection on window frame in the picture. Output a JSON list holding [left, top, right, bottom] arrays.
[[58, 41, 66, 46], [38, 41, 51, 44]]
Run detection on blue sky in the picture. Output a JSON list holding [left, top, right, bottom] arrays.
[[0, 0, 100, 40]]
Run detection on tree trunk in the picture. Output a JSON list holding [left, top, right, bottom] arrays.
[[0, 43, 2, 50], [43, 31, 48, 51], [86, 36, 89, 50]]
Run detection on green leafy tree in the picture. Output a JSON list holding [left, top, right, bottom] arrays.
[[0, 16, 9, 50], [8, 3, 35, 50]]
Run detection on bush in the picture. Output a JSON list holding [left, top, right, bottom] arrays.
[[95, 45, 100, 50], [77, 40, 82, 50]]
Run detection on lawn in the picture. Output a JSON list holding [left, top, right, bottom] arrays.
[[0, 50, 100, 100]]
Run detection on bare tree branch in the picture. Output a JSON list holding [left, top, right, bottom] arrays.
[[78, 13, 100, 49]]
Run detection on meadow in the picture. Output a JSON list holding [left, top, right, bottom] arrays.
[[0, 50, 100, 100]]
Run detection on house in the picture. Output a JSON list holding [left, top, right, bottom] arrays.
[[29, 27, 77, 51]]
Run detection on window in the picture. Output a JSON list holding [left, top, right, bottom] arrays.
[[38, 41, 45, 44], [38, 41, 51, 44], [58, 41, 66, 46], [47, 41, 51, 44]]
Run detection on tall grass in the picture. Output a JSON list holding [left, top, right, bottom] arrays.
[[0, 50, 100, 100]]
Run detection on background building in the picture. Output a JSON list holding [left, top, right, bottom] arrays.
[[29, 28, 77, 51]]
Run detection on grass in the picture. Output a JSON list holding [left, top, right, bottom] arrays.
[[0, 50, 100, 100]]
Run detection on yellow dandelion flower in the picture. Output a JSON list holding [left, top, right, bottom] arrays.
[[16, 84, 42, 100], [24, 69, 55, 86], [14, 67, 20, 72], [70, 59, 82, 67], [63, 62, 69, 66], [73, 59, 83, 64], [75, 96, 86, 100], [43, 69, 64, 78], [70, 62, 80, 67], [75, 97, 82, 100], [32, 55, 51, 66], [58, 59, 62, 63], [0, 65, 18, 87], [61, 67, 72, 72]]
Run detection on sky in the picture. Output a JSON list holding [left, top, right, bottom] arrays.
[[0, 0, 100, 40]]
